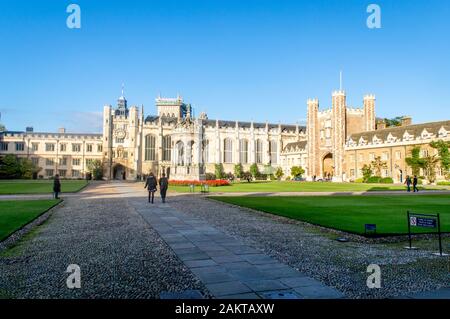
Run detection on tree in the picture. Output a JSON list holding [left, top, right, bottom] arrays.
[[422, 154, 439, 183], [405, 146, 426, 176], [87, 159, 103, 180], [249, 163, 259, 178], [290, 166, 305, 178], [0, 154, 40, 179], [274, 167, 284, 180], [371, 156, 387, 177], [361, 164, 373, 182], [383, 116, 404, 127], [214, 163, 224, 179], [233, 163, 243, 178], [430, 140, 450, 179]]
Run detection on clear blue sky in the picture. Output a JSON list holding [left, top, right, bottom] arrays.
[[0, 0, 449, 133]]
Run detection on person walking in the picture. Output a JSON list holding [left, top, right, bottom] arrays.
[[159, 172, 169, 203], [404, 175, 411, 192], [53, 174, 61, 199], [144, 172, 157, 203], [413, 175, 419, 192]]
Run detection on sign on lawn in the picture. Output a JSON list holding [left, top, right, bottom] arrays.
[[406, 211, 444, 256], [409, 216, 437, 228]]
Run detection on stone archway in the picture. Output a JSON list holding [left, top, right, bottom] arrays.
[[322, 153, 333, 179], [113, 164, 126, 180]]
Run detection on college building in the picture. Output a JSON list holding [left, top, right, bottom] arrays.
[[0, 88, 449, 182]]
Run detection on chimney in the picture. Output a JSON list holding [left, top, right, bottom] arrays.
[[376, 120, 386, 130], [58, 127, 66, 134], [401, 116, 412, 127]]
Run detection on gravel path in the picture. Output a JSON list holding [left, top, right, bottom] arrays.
[[166, 193, 449, 299], [0, 183, 208, 298]]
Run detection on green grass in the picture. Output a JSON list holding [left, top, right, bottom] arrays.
[[170, 180, 449, 193], [210, 194, 450, 235], [0, 200, 61, 241], [0, 180, 88, 194]]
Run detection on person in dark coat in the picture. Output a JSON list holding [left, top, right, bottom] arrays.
[[144, 172, 157, 203], [53, 174, 61, 199], [404, 175, 411, 192], [159, 172, 169, 203], [413, 175, 419, 192]]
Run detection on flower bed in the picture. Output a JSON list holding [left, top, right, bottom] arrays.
[[169, 180, 230, 187]]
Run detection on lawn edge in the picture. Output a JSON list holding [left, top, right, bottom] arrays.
[[206, 196, 450, 244], [0, 200, 63, 251], [0, 180, 90, 195]]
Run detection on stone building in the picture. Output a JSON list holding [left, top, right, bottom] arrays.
[[0, 88, 449, 182]]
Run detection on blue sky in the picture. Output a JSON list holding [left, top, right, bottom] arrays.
[[0, 0, 449, 133]]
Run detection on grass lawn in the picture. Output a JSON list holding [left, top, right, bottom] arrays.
[[0, 200, 61, 241], [169, 180, 449, 193], [0, 180, 88, 195], [210, 194, 450, 235]]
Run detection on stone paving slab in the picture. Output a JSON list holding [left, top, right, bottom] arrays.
[[129, 194, 344, 299]]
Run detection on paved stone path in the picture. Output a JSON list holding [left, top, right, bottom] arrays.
[[127, 185, 343, 299]]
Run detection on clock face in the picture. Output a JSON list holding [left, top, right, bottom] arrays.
[[115, 129, 126, 139]]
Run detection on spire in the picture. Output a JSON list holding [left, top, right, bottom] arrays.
[[121, 83, 125, 97], [339, 71, 343, 91]]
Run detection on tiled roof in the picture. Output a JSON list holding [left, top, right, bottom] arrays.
[[283, 140, 307, 152]]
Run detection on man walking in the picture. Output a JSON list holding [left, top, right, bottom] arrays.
[[413, 175, 419, 192], [404, 175, 411, 192], [159, 172, 169, 203], [53, 174, 61, 199], [144, 172, 157, 203]]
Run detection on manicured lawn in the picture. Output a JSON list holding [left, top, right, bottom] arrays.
[[0, 200, 61, 240], [0, 180, 88, 194], [169, 180, 448, 193], [210, 195, 450, 235]]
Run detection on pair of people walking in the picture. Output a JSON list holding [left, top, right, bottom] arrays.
[[144, 172, 169, 203], [404, 175, 419, 192]]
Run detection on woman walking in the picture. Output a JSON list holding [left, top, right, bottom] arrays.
[[144, 172, 157, 203]]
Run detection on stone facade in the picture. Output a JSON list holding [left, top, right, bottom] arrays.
[[0, 89, 449, 182]]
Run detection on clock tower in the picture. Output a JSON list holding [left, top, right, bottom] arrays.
[[103, 86, 140, 180]]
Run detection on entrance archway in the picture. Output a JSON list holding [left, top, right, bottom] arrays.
[[113, 164, 126, 180], [322, 153, 333, 179]]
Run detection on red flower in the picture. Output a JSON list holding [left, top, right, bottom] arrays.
[[168, 179, 230, 187]]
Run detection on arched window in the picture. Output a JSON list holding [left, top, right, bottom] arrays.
[[223, 138, 233, 163], [187, 141, 194, 165], [175, 141, 184, 166], [256, 139, 263, 164], [202, 140, 209, 164], [162, 135, 171, 161], [270, 140, 277, 164], [239, 139, 248, 164], [144, 134, 156, 161]]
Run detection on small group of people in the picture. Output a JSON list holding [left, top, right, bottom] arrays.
[[404, 175, 420, 192], [144, 172, 169, 204]]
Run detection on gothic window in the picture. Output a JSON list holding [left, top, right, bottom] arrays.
[[239, 139, 248, 164], [0, 142, 8, 151], [86, 144, 93, 152], [45, 143, 55, 152], [256, 139, 263, 164], [270, 140, 277, 164], [60, 143, 66, 152], [144, 134, 156, 161], [72, 143, 81, 152], [32, 143, 39, 151], [175, 141, 184, 166], [187, 141, 194, 165], [15, 142, 25, 151], [162, 135, 172, 161], [224, 138, 233, 163], [202, 140, 209, 164]]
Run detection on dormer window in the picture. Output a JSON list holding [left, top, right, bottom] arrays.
[[438, 127, 448, 137], [421, 129, 430, 139]]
